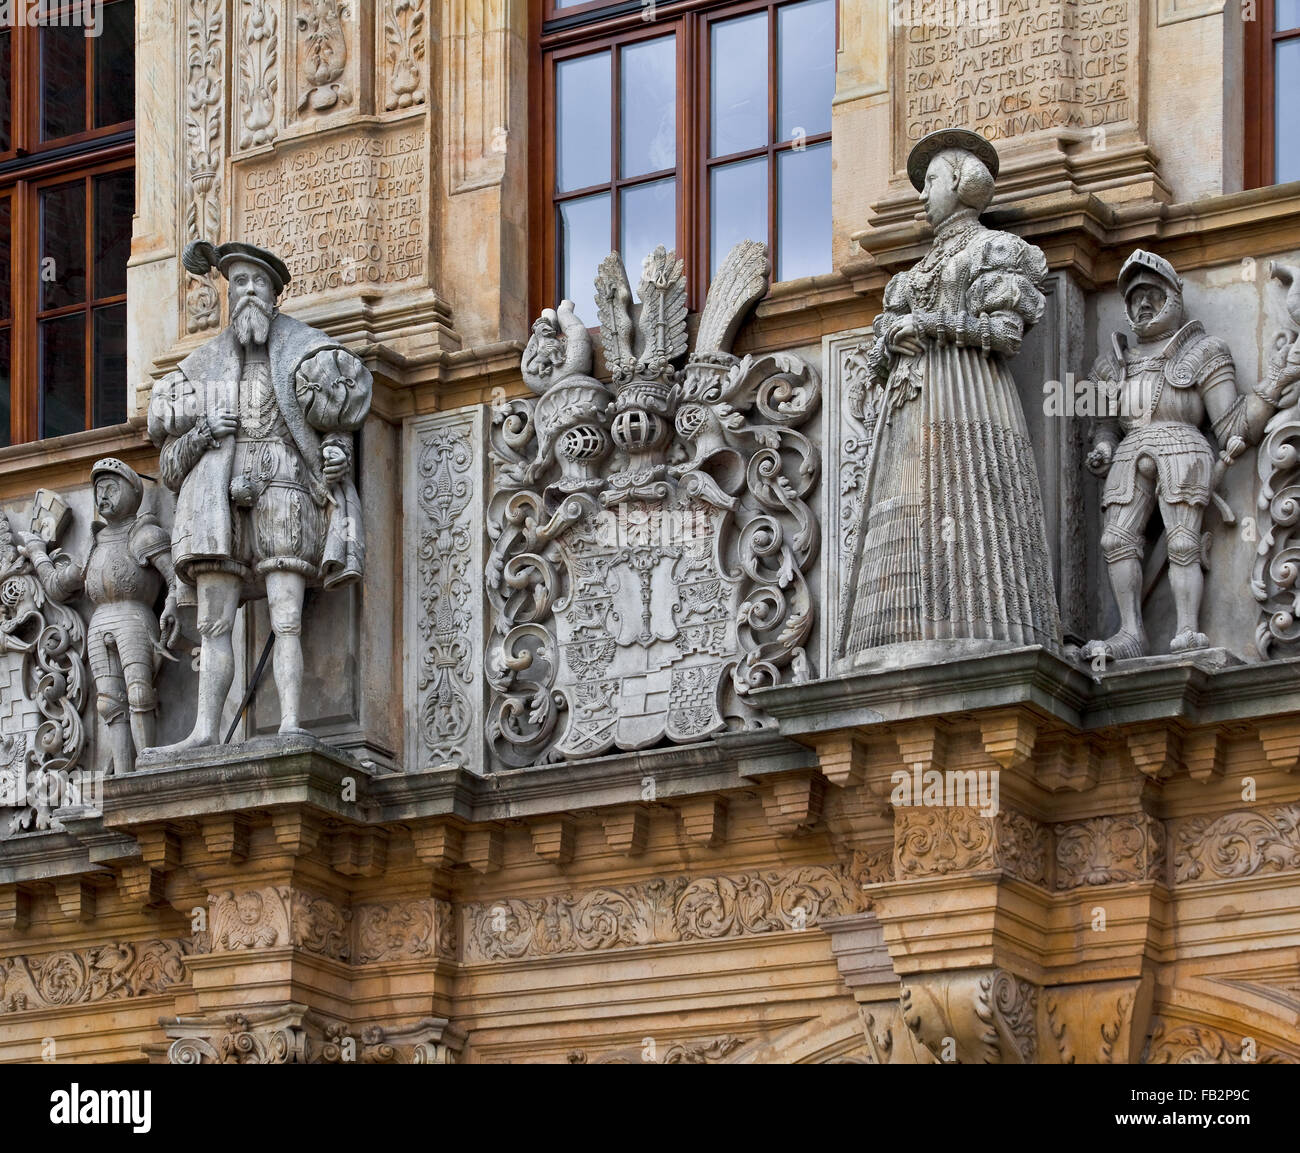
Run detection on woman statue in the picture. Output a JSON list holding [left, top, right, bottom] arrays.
[[839, 129, 1062, 663]]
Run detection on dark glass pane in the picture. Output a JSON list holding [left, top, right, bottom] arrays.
[[0, 197, 10, 322], [558, 192, 611, 329], [1277, 41, 1300, 184], [0, 330, 10, 448], [621, 36, 675, 179], [711, 157, 767, 278], [556, 51, 611, 192], [778, 0, 835, 142], [0, 32, 11, 152], [1279, 0, 1300, 29], [40, 182, 87, 310], [94, 0, 135, 128], [93, 170, 134, 298], [40, 315, 86, 440], [777, 142, 831, 281], [93, 304, 127, 427], [620, 178, 676, 279], [41, 25, 87, 141], [711, 12, 767, 157]]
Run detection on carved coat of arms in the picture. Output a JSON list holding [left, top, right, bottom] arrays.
[[485, 241, 820, 767]]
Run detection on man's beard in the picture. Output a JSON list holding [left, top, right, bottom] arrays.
[[233, 297, 275, 347]]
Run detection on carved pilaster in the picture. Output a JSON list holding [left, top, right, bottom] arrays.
[[182, 0, 225, 333], [447, 0, 511, 193], [237, 0, 280, 148], [381, 0, 426, 111]]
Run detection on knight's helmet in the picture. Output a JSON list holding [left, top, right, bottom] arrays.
[[1118, 249, 1184, 334], [90, 457, 144, 522]]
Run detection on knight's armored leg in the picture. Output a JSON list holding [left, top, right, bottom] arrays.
[[265, 569, 308, 735], [95, 668, 132, 777], [156, 571, 240, 752], [125, 666, 159, 766], [1164, 499, 1209, 652], [1083, 471, 1156, 661]]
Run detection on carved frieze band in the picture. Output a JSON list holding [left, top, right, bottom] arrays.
[[893, 807, 1047, 884], [1144, 1018, 1291, 1064], [462, 863, 869, 962], [1055, 813, 1166, 889], [1173, 803, 1300, 883], [0, 939, 192, 1014], [405, 410, 486, 771], [203, 886, 454, 963]]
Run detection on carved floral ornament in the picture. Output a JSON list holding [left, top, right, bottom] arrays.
[[486, 241, 820, 768]]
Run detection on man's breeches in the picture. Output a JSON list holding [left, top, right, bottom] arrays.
[[88, 603, 159, 721], [1099, 470, 1205, 567]]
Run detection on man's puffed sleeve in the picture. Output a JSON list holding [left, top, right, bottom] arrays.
[[294, 347, 373, 433], [148, 369, 215, 492]]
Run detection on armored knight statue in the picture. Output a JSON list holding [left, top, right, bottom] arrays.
[[838, 128, 1061, 661], [1080, 250, 1293, 661], [17, 460, 179, 774], [148, 241, 372, 750]]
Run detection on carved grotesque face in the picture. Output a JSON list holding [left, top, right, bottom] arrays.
[[1125, 280, 1180, 340], [922, 156, 962, 227], [227, 259, 278, 347]]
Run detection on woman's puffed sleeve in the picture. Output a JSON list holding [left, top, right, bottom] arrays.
[[966, 234, 1048, 355], [295, 348, 373, 433]]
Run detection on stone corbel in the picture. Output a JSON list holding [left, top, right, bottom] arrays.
[[677, 796, 727, 847], [1255, 719, 1300, 774], [202, 814, 251, 864], [330, 827, 390, 877], [1034, 732, 1101, 793], [463, 826, 504, 874], [530, 816, 575, 865], [978, 709, 1039, 771], [1124, 723, 1184, 781], [760, 773, 826, 837], [602, 806, 650, 856], [1181, 728, 1228, 783], [54, 878, 98, 923], [811, 733, 871, 788], [117, 862, 168, 908], [272, 811, 325, 856], [409, 822, 464, 871], [0, 884, 32, 931], [893, 719, 951, 777], [1043, 976, 1154, 1064]]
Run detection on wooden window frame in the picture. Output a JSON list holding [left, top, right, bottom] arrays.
[[1245, 2, 1300, 188], [0, 0, 135, 446], [534, 0, 835, 318]]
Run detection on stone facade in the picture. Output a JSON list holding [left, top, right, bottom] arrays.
[[0, 0, 1297, 1067]]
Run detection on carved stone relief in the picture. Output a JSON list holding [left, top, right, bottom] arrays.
[[485, 241, 820, 767], [382, 0, 426, 111], [893, 807, 1047, 884], [238, 0, 280, 149], [462, 862, 867, 962], [1172, 803, 1300, 883], [900, 968, 1041, 1064], [296, 0, 353, 114], [405, 409, 486, 772], [182, 0, 225, 333], [1055, 813, 1166, 889], [0, 939, 192, 1014]]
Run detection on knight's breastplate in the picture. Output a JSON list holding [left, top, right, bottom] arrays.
[[85, 526, 160, 605], [1116, 356, 1164, 431]]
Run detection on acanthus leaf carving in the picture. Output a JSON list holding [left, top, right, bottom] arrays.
[[182, 0, 224, 332], [296, 0, 353, 114], [382, 0, 426, 110], [238, 0, 279, 148], [0, 939, 192, 1014], [1173, 803, 1300, 882], [1055, 813, 1166, 889]]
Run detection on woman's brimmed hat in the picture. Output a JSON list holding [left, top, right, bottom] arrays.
[[906, 128, 1000, 191]]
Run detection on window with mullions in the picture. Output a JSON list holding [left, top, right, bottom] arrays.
[[541, 0, 835, 322], [0, 0, 135, 447]]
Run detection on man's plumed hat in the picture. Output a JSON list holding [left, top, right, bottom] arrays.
[[906, 128, 1000, 192], [182, 240, 291, 296]]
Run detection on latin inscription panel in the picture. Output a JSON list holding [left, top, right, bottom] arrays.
[[234, 125, 428, 300], [900, 0, 1135, 149]]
